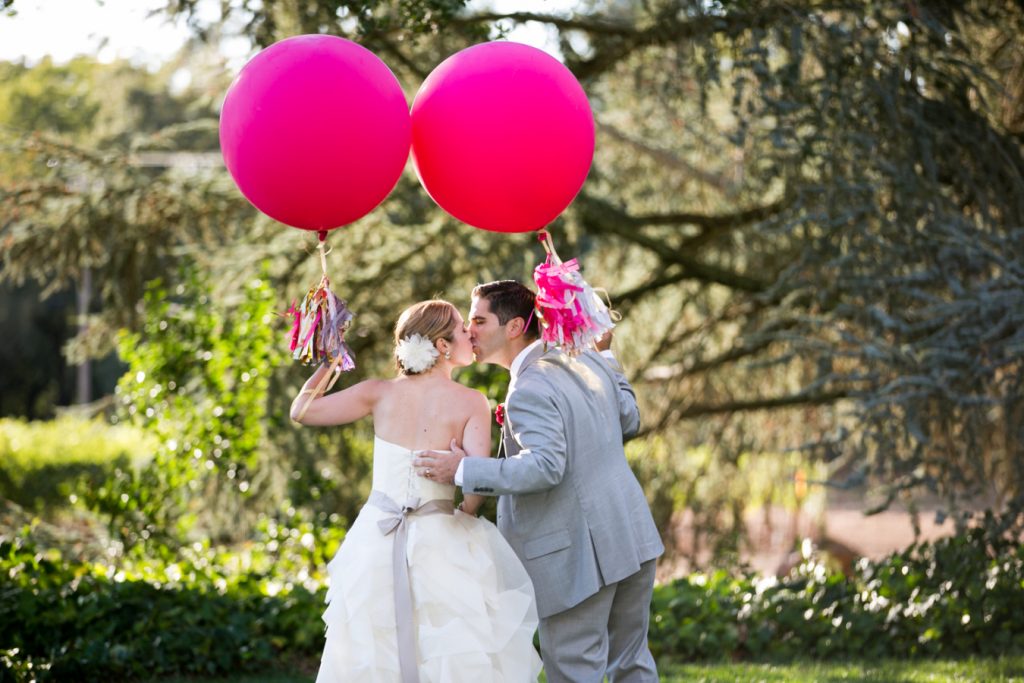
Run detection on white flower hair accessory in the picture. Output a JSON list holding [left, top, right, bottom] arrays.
[[395, 333, 440, 374]]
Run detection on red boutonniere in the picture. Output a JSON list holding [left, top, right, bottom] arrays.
[[494, 403, 505, 426]]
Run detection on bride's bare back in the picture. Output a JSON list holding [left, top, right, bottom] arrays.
[[290, 299, 493, 514], [372, 374, 486, 452], [291, 367, 492, 459]]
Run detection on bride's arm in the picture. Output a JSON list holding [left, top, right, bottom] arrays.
[[290, 365, 383, 426], [457, 393, 493, 516]]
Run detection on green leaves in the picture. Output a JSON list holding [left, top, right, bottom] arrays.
[[649, 510, 1024, 662], [0, 533, 325, 682], [0, 416, 153, 511], [82, 268, 282, 550], [2, 503, 1022, 678], [163, 0, 475, 49]]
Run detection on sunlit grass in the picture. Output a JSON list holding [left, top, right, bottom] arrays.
[[156, 656, 1024, 683], [658, 656, 1024, 681]]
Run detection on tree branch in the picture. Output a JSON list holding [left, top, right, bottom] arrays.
[[578, 195, 770, 292], [596, 120, 734, 191], [612, 267, 690, 307], [627, 198, 788, 230], [570, 4, 805, 81], [450, 11, 635, 36], [452, 3, 866, 82], [371, 36, 430, 82], [636, 389, 851, 437]]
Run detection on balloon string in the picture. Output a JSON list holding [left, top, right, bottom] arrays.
[[317, 239, 331, 279], [593, 286, 622, 322], [537, 229, 561, 265], [295, 355, 345, 422]]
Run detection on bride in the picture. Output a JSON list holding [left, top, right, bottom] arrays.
[[291, 299, 542, 682]]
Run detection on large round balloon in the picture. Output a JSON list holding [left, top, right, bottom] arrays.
[[220, 35, 411, 231], [411, 42, 594, 233]]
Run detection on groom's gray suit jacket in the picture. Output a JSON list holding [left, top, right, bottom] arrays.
[[462, 345, 664, 619]]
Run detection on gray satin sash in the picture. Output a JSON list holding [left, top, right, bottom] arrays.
[[368, 490, 454, 683]]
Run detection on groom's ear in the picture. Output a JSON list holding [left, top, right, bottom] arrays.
[[506, 317, 525, 338]]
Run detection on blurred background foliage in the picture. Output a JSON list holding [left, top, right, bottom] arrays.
[[1, 0, 1023, 577]]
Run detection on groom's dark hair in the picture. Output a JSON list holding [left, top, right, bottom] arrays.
[[472, 280, 539, 339]]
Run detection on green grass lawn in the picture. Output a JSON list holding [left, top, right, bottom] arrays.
[[155, 656, 1024, 682], [660, 657, 1024, 681]]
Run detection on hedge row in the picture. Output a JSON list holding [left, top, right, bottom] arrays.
[[649, 520, 1024, 661], [0, 417, 153, 510], [0, 535, 326, 682], [1, 514, 1022, 681]]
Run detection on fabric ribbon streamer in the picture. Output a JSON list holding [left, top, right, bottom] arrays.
[[287, 232, 356, 421], [532, 230, 617, 355], [368, 490, 454, 683]]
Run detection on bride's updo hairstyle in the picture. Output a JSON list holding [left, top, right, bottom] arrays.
[[393, 300, 458, 375]]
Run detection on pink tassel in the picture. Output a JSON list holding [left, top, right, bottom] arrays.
[[532, 231, 615, 355]]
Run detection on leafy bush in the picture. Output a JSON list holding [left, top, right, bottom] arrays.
[[0, 513, 344, 683], [649, 510, 1024, 663], [84, 268, 283, 549], [0, 416, 153, 510], [4, 510, 1022, 681]]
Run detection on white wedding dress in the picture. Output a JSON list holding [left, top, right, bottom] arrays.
[[315, 436, 542, 682]]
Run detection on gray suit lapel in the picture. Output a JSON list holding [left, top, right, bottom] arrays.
[[502, 344, 557, 458]]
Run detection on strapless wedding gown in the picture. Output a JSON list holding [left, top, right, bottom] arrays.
[[315, 436, 542, 682]]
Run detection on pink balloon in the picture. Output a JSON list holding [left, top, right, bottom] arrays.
[[220, 35, 411, 231], [411, 42, 595, 233]]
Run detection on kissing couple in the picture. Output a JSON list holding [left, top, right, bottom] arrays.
[[292, 279, 664, 682]]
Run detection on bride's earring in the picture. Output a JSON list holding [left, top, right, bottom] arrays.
[[444, 350, 451, 360]]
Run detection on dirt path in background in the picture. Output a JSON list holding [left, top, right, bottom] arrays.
[[657, 500, 958, 581]]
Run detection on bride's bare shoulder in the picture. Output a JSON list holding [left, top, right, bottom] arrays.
[[448, 381, 491, 411], [352, 376, 400, 401]]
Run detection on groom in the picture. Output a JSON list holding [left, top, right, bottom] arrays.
[[414, 280, 663, 682]]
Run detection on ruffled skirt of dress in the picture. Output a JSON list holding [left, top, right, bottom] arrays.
[[315, 505, 542, 683]]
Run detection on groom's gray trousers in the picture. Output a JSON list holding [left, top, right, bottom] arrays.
[[538, 559, 659, 683]]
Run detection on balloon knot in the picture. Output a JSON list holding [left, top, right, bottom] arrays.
[[537, 230, 548, 242], [318, 230, 328, 243]]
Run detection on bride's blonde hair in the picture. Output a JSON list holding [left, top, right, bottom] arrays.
[[393, 300, 458, 375]]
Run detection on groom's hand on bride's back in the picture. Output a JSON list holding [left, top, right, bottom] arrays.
[[413, 439, 466, 485]]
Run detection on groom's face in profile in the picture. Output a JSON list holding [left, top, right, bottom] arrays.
[[467, 296, 505, 364]]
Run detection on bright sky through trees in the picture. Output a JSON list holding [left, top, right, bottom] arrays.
[[0, 0, 564, 68]]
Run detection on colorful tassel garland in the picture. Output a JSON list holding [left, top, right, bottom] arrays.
[[532, 231, 616, 355], [286, 275, 356, 370], [287, 234, 357, 424]]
